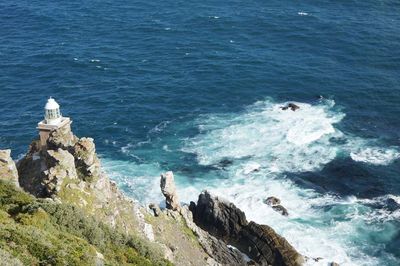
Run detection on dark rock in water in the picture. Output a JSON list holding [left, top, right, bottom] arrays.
[[330, 262, 340, 266], [281, 103, 300, 111], [264, 196, 281, 206], [218, 159, 234, 168], [272, 205, 289, 216], [190, 191, 303, 266]]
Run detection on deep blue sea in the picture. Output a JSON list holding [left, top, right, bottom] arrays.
[[1, 0, 400, 265]]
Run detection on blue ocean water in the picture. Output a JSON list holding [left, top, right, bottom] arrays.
[[1, 0, 400, 265]]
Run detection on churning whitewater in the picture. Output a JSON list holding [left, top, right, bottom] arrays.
[[104, 99, 399, 266]]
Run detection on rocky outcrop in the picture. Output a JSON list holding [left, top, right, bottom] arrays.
[[190, 191, 304, 266], [263, 197, 289, 216], [72, 137, 101, 181], [272, 205, 289, 216], [281, 103, 300, 111], [0, 149, 19, 186], [17, 126, 143, 238], [158, 176, 248, 266], [46, 123, 78, 150], [264, 196, 281, 206], [42, 148, 78, 196], [190, 191, 247, 242], [160, 171, 180, 211]]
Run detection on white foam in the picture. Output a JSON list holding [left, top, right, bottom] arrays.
[[298, 12, 309, 16], [183, 100, 344, 173], [103, 98, 399, 266], [350, 147, 400, 165]]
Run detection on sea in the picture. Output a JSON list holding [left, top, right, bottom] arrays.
[[1, 0, 399, 265]]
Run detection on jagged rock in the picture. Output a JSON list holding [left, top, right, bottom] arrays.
[[18, 140, 48, 196], [160, 171, 180, 211], [73, 137, 100, 181], [272, 205, 289, 216], [190, 191, 303, 266], [42, 148, 78, 196], [330, 263, 339, 266], [18, 145, 78, 197], [281, 103, 300, 111], [47, 124, 78, 150], [264, 196, 281, 206], [0, 149, 19, 187], [180, 205, 247, 266], [190, 191, 246, 242], [237, 222, 303, 266], [149, 203, 161, 217]]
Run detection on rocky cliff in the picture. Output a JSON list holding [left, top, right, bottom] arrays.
[[0, 149, 19, 187], [1, 124, 305, 266], [189, 191, 304, 266]]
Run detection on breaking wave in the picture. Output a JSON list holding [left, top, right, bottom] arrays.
[[104, 99, 400, 266]]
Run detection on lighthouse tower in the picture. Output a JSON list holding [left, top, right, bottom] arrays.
[[37, 97, 72, 150]]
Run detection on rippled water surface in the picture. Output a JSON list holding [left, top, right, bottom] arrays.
[[1, 1, 400, 265]]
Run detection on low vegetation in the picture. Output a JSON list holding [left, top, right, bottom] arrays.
[[0, 180, 172, 266]]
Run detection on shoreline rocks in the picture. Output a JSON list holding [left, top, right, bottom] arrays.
[[281, 103, 300, 111], [264, 196, 289, 216], [190, 191, 304, 266]]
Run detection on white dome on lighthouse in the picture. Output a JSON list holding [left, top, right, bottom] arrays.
[[44, 97, 62, 125], [45, 98, 60, 110]]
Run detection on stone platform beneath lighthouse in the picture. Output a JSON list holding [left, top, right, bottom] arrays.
[[37, 117, 72, 149]]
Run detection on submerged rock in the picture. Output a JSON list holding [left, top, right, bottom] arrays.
[[281, 103, 300, 111], [264, 196, 281, 206], [160, 171, 180, 211], [190, 191, 303, 266], [0, 149, 19, 187], [272, 205, 289, 216]]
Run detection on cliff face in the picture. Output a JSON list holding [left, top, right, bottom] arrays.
[[0, 149, 19, 187], [3, 124, 305, 266], [17, 128, 142, 235], [15, 126, 214, 265], [190, 191, 304, 266]]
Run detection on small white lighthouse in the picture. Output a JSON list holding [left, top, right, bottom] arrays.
[[37, 97, 72, 150]]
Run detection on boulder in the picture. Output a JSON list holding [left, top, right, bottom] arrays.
[[190, 191, 303, 266], [281, 103, 300, 112], [272, 205, 289, 216], [264, 196, 281, 206], [0, 149, 19, 187], [160, 171, 180, 211]]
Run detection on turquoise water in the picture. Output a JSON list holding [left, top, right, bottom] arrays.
[[1, 1, 400, 265]]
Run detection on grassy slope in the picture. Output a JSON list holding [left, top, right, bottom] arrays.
[[0, 180, 173, 266]]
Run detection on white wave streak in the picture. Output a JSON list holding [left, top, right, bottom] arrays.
[[183, 100, 344, 172]]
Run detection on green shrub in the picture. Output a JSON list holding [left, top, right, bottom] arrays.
[[0, 180, 173, 266]]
